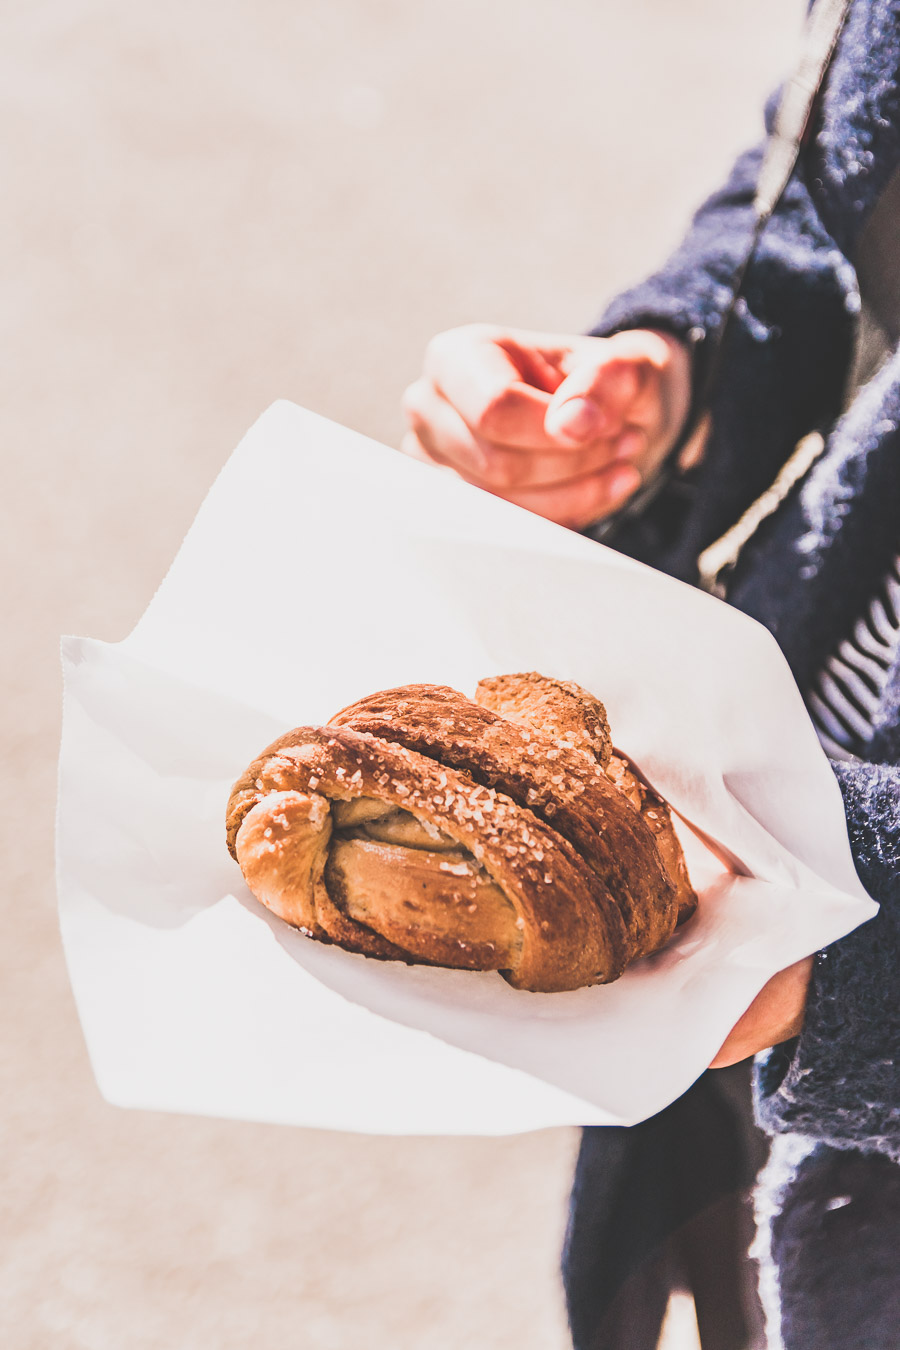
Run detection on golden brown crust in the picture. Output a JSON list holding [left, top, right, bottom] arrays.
[[606, 754, 698, 925], [329, 684, 678, 958], [474, 674, 695, 921], [475, 672, 613, 768], [228, 724, 629, 991], [478, 674, 696, 924], [227, 674, 696, 991]]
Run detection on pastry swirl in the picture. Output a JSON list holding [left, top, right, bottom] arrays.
[[226, 674, 696, 992]]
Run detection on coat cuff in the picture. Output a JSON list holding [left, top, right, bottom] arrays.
[[754, 761, 900, 1161]]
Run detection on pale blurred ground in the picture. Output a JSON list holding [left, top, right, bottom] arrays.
[[2, 2, 805, 1347]]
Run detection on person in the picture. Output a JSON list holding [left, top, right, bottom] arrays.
[[400, 1, 900, 1346]]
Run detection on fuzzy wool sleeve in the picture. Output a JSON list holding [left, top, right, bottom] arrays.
[[754, 760, 900, 1161]]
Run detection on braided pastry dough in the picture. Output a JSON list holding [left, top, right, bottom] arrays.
[[226, 674, 696, 993]]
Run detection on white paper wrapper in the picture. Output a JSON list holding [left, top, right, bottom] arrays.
[[56, 401, 878, 1135]]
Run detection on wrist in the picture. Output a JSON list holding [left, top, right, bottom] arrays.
[[584, 326, 704, 543], [643, 328, 697, 460]]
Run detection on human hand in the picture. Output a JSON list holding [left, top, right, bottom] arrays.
[[401, 324, 694, 529], [709, 956, 814, 1069]]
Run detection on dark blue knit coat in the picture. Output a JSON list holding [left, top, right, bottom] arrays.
[[565, 3, 900, 1346]]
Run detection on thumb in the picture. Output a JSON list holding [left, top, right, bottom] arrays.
[[544, 354, 642, 447]]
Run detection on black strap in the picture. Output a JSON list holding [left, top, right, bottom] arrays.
[[703, 0, 854, 400], [592, 0, 853, 546]]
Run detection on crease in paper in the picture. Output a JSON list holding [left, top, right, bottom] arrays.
[[56, 402, 877, 1135]]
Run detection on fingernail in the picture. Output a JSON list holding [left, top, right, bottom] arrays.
[[549, 397, 604, 443]]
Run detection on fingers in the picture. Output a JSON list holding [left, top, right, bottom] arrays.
[[493, 461, 643, 530], [424, 326, 562, 451], [402, 377, 492, 474], [402, 417, 642, 530], [545, 359, 640, 444], [403, 377, 636, 490], [400, 325, 690, 529], [545, 330, 673, 447]]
